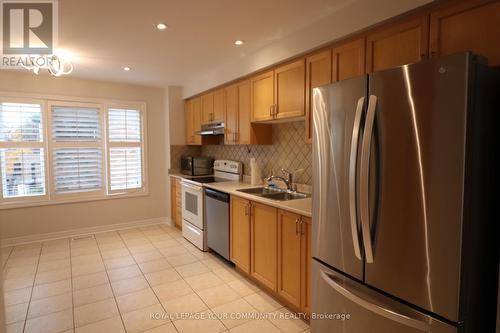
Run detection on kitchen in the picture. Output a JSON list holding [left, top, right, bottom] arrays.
[[0, 0, 499, 332]]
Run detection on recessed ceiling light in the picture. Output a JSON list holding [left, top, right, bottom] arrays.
[[157, 23, 167, 30], [123, 67, 131, 71], [234, 40, 244, 46]]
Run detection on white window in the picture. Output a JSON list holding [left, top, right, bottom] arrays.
[[0, 96, 147, 208], [49, 102, 105, 197], [0, 100, 47, 202], [106, 107, 144, 192]]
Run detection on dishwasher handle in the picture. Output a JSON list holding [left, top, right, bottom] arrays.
[[204, 188, 230, 203]]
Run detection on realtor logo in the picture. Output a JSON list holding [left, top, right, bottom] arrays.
[[1, 0, 56, 55]]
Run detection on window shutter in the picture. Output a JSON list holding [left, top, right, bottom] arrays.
[[52, 107, 101, 141], [107, 108, 143, 192], [109, 147, 142, 190], [108, 109, 141, 142], [0, 102, 43, 142], [53, 148, 102, 193], [0, 148, 45, 198], [0, 102, 46, 200], [50, 104, 104, 195]]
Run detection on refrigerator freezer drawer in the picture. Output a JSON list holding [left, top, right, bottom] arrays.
[[311, 260, 457, 333]]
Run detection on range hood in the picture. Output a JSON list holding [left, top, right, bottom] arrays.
[[197, 122, 224, 136]]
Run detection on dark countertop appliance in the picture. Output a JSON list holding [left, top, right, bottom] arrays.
[[181, 156, 213, 176]]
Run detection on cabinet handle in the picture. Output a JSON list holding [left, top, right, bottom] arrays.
[[300, 218, 305, 235], [269, 105, 273, 117], [274, 104, 278, 117], [295, 218, 300, 235]]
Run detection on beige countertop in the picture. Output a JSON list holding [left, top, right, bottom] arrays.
[[169, 173, 312, 217]]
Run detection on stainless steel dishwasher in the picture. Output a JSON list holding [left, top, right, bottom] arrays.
[[204, 188, 230, 260]]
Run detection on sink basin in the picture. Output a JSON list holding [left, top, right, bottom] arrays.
[[237, 187, 282, 195], [262, 192, 310, 201], [236, 187, 310, 201]]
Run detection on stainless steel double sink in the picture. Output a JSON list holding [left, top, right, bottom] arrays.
[[236, 186, 310, 201]]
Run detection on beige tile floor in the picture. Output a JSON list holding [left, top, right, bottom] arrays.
[[2, 224, 310, 333]]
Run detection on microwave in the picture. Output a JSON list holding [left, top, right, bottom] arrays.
[[181, 156, 213, 176]]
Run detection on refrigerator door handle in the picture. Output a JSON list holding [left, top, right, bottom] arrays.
[[349, 96, 365, 260], [320, 270, 429, 332], [360, 95, 377, 263]]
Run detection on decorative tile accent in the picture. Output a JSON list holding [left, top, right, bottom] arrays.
[[201, 121, 312, 185]]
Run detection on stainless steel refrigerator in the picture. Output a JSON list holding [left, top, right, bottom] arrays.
[[311, 53, 499, 333]]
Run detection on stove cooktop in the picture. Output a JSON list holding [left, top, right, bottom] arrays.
[[184, 176, 231, 184]]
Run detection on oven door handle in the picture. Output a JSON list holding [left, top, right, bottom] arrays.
[[181, 182, 202, 192]]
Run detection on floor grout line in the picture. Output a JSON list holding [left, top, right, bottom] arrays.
[[3, 224, 309, 333], [20, 243, 43, 333], [93, 231, 129, 333], [117, 226, 181, 333]]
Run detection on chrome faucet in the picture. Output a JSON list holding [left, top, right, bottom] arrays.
[[265, 168, 294, 191]]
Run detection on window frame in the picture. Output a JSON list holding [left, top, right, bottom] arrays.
[[0, 97, 50, 205], [105, 103, 148, 196], [47, 100, 107, 200], [0, 92, 149, 209]]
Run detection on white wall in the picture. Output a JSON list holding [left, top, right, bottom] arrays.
[[0, 71, 170, 242], [167, 86, 185, 146], [183, 0, 433, 97]]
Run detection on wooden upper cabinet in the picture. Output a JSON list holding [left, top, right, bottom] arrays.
[[192, 97, 202, 145], [332, 37, 366, 82], [430, 0, 500, 66], [201, 92, 214, 124], [305, 49, 332, 143], [274, 59, 306, 120], [251, 202, 278, 291], [366, 16, 429, 73], [230, 196, 251, 274], [212, 89, 225, 123], [224, 84, 237, 145], [184, 99, 194, 145], [277, 210, 303, 308], [251, 70, 275, 122]]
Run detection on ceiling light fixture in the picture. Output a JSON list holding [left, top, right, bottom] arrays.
[[234, 40, 244, 46], [157, 23, 167, 30], [123, 66, 131, 71]]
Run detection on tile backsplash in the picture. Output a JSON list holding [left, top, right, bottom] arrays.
[[170, 121, 312, 184]]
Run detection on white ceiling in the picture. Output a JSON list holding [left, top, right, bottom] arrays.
[[4, 0, 433, 96]]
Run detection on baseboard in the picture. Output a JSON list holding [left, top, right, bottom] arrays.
[[1, 216, 171, 247]]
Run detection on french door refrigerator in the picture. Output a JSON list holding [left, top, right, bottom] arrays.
[[311, 53, 499, 333]]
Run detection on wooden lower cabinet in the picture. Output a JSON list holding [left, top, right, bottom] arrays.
[[250, 202, 278, 291], [170, 176, 182, 229], [277, 210, 302, 308], [301, 216, 312, 314], [230, 196, 311, 314], [230, 196, 251, 274]]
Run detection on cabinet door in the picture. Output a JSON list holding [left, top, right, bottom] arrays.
[[301, 216, 312, 314], [192, 97, 202, 145], [201, 92, 214, 124], [332, 37, 366, 82], [430, 0, 500, 65], [251, 202, 278, 291], [230, 196, 251, 273], [236, 80, 251, 144], [184, 100, 194, 144], [170, 177, 177, 224], [366, 16, 428, 72], [275, 59, 306, 120], [175, 178, 182, 229], [305, 49, 332, 143], [225, 85, 237, 145], [251, 70, 275, 122], [213, 89, 225, 122], [277, 210, 302, 308]]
